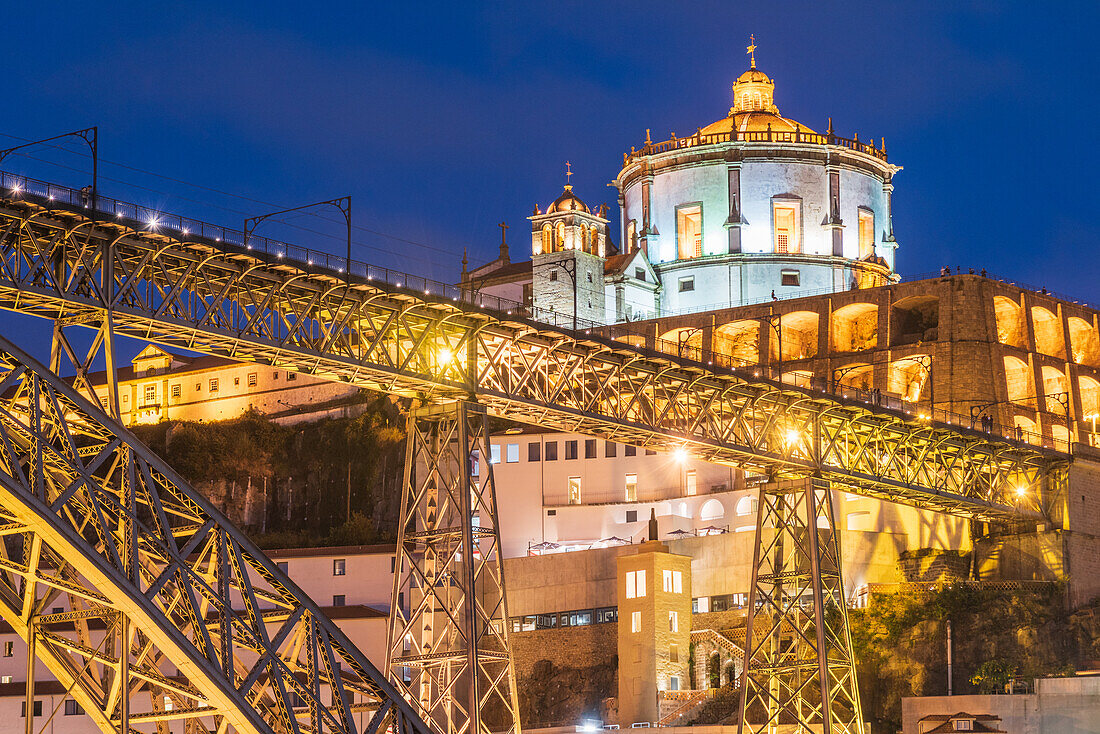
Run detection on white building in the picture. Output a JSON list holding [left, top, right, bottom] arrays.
[[464, 51, 900, 324]]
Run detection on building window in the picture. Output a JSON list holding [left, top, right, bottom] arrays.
[[858, 208, 875, 259], [556, 222, 566, 250], [287, 372, 297, 381], [634, 267, 646, 282], [21, 701, 42, 717], [627, 220, 637, 252], [669, 610, 679, 632], [676, 203, 703, 260], [545, 441, 558, 461], [606, 442, 617, 457], [567, 477, 581, 505], [626, 569, 647, 599], [626, 510, 638, 523], [234, 377, 240, 386], [625, 473, 638, 502], [678, 276, 695, 293], [195, 382, 201, 391], [276, 561, 288, 574], [954, 721, 972, 732], [631, 610, 641, 633], [773, 200, 801, 254], [144, 384, 156, 404], [273, 371, 279, 380], [781, 269, 800, 286], [669, 645, 679, 664], [333, 559, 346, 576], [332, 595, 345, 607], [625, 445, 636, 457], [0, 675, 10, 684], [506, 443, 519, 463], [646, 448, 657, 455], [663, 570, 683, 593], [470, 449, 480, 476], [209, 378, 219, 393], [171, 384, 181, 399], [248, 372, 258, 387], [64, 700, 84, 716], [586, 271, 593, 283], [585, 439, 596, 459], [549, 270, 558, 282], [669, 674, 680, 690], [565, 440, 578, 460], [528, 442, 541, 462], [3, 641, 12, 657], [540, 224, 552, 254], [685, 469, 697, 496], [490, 444, 501, 464]]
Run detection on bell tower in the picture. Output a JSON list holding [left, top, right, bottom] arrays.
[[529, 165, 610, 327]]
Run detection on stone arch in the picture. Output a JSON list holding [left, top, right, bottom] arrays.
[[1080, 375, 1100, 419], [1068, 317, 1100, 367], [660, 326, 704, 357], [1014, 415, 1038, 440], [891, 294, 939, 346], [835, 362, 873, 391], [707, 651, 721, 689], [713, 319, 760, 365], [735, 495, 758, 517], [723, 659, 738, 687], [888, 355, 931, 403], [1041, 365, 1069, 415], [540, 224, 552, 254], [773, 311, 819, 361], [1052, 424, 1070, 452], [994, 296, 1025, 347], [1031, 306, 1064, 357], [781, 370, 813, 388], [1003, 355, 1034, 407], [831, 303, 878, 352], [700, 498, 725, 521]]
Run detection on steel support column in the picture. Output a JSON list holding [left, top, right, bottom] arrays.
[[387, 401, 520, 734], [738, 478, 863, 734]]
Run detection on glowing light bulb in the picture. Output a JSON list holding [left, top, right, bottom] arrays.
[[674, 447, 688, 463], [785, 429, 800, 446], [439, 347, 454, 364]]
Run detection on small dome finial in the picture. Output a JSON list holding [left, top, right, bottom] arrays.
[[746, 34, 757, 69], [564, 160, 573, 190]]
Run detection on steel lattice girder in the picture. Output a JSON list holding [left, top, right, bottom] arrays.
[[0, 333, 431, 734], [738, 479, 863, 734], [386, 402, 520, 734], [0, 199, 1066, 523]]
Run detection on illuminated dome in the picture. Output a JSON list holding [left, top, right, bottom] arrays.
[[698, 63, 817, 136], [546, 184, 590, 214]]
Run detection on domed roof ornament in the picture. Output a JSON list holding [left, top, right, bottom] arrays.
[[746, 34, 757, 69]]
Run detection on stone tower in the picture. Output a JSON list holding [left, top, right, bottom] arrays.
[[616, 540, 692, 726], [529, 180, 609, 327]]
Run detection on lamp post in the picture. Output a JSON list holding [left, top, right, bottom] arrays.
[[0, 127, 98, 214], [1086, 413, 1099, 447], [245, 197, 351, 280], [746, 314, 782, 379]]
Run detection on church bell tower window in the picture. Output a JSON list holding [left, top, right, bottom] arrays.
[[541, 224, 552, 254], [677, 204, 703, 260], [858, 208, 875, 259]]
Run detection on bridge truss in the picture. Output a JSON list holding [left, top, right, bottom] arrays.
[[0, 177, 1072, 734], [0, 333, 430, 734]]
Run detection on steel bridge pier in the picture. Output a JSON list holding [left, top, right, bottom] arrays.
[[386, 401, 521, 734]]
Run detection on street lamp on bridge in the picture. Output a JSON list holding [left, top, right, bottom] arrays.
[[0, 127, 98, 214]]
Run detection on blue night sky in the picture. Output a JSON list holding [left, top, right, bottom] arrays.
[[0, 1, 1097, 361]]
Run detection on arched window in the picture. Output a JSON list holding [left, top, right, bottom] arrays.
[[580, 224, 589, 253], [540, 224, 551, 254], [700, 498, 724, 521], [555, 222, 566, 251], [626, 221, 637, 253]]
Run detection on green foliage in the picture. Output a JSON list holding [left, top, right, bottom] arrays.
[[850, 584, 1077, 733], [969, 659, 1017, 693], [132, 398, 406, 548]]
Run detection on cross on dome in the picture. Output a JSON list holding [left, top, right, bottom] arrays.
[[565, 161, 573, 187], [746, 34, 757, 69]]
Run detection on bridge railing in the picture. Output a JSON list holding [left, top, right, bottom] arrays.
[[0, 169, 1073, 455]]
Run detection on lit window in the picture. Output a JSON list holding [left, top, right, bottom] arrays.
[[669, 610, 678, 632], [1, 675, 10, 684], [781, 270, 800, 286], [490, 444, 501, 464], [625, 473, 638, 502], [567, 477, 581, 505], [686, 469, 697, 496], [678, 276, 695, 293], [858, 208, 875, 259], [954, 721, 972, 732], [171, 384, 181, 399], [556, 222, 566, 250], [248, 372, 258, 387], [3, 641, 12, 657], [144, 384, 156, 405], [541, 224, 552, 254], [625, 569, 647, 598], [773, 200, 801, 254], [662, 570, 683, 593], [627, 220, 637, 252], [333, 559, 346, 576], [677, 204, 702, 259], [209, 378, 219, 393], [631, 610, 641, 633], [506, 443, 519, 463]]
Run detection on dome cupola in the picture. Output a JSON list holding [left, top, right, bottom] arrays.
[[546, 184, 590, 214]]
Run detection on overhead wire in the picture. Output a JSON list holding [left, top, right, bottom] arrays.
[[0, 131, 463, 263]]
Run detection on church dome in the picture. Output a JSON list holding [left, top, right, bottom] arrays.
[[700, 61, 817, 137], [546, 184, 590, 214], [700, 110, 819, 137]]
